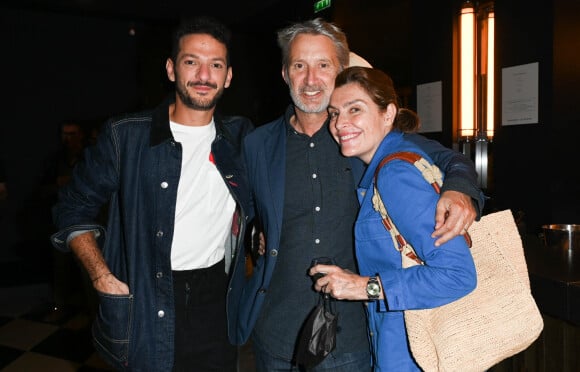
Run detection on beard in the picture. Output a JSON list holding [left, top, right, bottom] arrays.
[[175, 80, 225, 111], [288, 83, 330, 114]]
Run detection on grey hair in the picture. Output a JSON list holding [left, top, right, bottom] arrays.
[[277, 18, 350, 71]]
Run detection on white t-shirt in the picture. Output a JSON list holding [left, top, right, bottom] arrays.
[[169, 119, 235, 270]]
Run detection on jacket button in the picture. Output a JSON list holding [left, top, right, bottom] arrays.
[[156, 230, 164, 237], [157, 310, 165, 318], [270, 249, 278, 257], [160, 182, 168, 189], [156, 272, 163, 279]]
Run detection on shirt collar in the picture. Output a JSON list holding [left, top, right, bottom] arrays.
[[284, 104, 332, 138], [149, 95, 229, 147]]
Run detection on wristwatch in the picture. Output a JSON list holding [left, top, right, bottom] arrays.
[[366, 276, 381, 300]]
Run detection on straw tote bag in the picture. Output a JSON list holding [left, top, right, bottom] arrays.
[[372, 151, 543, 372]]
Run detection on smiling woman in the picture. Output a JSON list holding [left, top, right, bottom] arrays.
[[328, 67, 415, 164], [317, 66, 478, 371]]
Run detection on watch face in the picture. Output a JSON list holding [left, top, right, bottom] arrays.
[[367, 282, 380, 296]]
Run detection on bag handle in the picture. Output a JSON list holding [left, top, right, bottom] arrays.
[[371, 151, 472, 266]]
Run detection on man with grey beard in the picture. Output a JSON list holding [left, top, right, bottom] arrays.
[[230, 18, 484, 371]]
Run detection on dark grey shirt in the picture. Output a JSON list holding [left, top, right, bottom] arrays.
[[253, 118, 369, 360]]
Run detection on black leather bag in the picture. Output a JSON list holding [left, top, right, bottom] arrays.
[[294, 292, 337, 368]]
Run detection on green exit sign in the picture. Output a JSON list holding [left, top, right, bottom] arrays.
[[314, 0, 331, 13]]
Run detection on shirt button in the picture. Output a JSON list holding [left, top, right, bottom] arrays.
[[315, 239, 320, 244], [315, 206, 321, 212], [161, 181, 168, 189], [312, 173, 317, 179], [158, 310, 165, 318], [156, 230, 164, 237], [309, 142, 315, 148], [156, 272, 163, 279]]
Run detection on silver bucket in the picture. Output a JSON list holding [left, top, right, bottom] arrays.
[[542, 224, 580, 256]]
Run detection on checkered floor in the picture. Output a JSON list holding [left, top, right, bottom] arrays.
[[0, 283, 256, 372], [0, 235, 255, 372], [0, 284, 113, 371]]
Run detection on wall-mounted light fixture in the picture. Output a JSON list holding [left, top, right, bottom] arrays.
[[455, 0, 494, 189]]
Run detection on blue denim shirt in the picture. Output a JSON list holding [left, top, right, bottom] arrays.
[[51, 97, 254, 371]]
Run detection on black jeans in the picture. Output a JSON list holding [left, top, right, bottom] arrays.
[[172, 259, 237, 371]]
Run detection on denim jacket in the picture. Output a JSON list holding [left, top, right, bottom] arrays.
[[51, 97, 254, 371]]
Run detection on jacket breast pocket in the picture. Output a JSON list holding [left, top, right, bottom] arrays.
[[92, 292, 133, 369]]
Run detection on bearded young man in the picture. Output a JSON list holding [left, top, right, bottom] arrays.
[[51, 16, 253, 371]]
